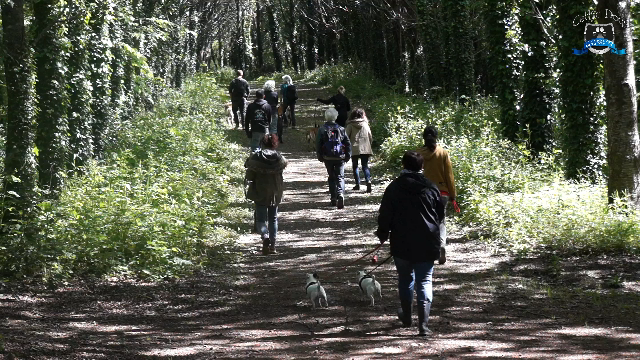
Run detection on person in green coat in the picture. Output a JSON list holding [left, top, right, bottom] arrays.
[[245, 134, 288, 255]]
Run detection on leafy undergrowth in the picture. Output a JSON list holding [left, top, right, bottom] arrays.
[[2, 74, 247, 282], [306, 63, 640, 256]]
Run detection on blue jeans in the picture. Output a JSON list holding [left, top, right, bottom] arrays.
[[250, 132, 265, 153], [394, 256, 434, 303], [352, 154, 371, 185], [255, 205, 278, 243], [324, 160, 345, 200]]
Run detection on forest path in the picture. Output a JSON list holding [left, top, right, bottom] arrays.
[[0, 81, 638, 359]]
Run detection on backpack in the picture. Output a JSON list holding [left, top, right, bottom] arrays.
[[322, 124, 345, 158]]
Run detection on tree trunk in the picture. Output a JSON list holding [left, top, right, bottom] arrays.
[[287, 0, 299, 72], [556, 0, 602, 180], [597, 0, 640, 205], [33, 0, 69, 194], [305, 0, 316, 70], [256, 2, 264, 69], [66, 0, 93, 170], [1, 0, 38, 219], [266, 1, 283, 71]]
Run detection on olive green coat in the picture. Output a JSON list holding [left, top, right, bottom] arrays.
[[244, 149, 288, 206]]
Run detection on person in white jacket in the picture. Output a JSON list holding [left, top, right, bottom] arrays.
[[345, 109, 373, 193]]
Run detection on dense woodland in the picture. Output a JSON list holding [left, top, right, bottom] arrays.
[[1, 0, 640, 280]]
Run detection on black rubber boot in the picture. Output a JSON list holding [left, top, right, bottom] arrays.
[[397, 299, 412, 327], [417, 300, 432, 336], [261, 236, 270, 255], [353, 184, 360, 191], [366, 182, 372, 193]]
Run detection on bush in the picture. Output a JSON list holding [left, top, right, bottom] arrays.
[[1, 73, 246, 281]]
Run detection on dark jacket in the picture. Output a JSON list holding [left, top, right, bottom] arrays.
[[317, 94, 351, 126], [265, 90, 279, 107], [229, 77, 250, 101], [245, 150, 288, 206], [376, 171, 444, 263], [315, 121, 352, 162], [245, 98, 272, 136], [281, 84, 298, 104]]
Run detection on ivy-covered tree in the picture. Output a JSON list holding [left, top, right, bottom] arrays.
[[444, 0, 475, 99], [266, 0, 283, 72], [66, 0, 93, 170], [485, 0, 520, 142], [519, 0, 553, 155], [556, 0, 602, 180], [33, 0, 69, 194], [87, 0, 112, 157], [1, 0, 38, 220]]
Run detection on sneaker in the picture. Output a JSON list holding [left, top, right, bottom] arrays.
[[353, 184, 360, 191], [269, 245, 277, 254], [330, 199, 337, 206], [366, 182, 372, 193], [337, 196, 344, 209], [262, 245, 270, 255], [439, 247, 446, 265]]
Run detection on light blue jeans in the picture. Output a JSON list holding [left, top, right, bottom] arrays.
[[255, 205, 278, 244], [394, 256, 435, 303], [250, 132, 266, 153], [440, 195, 449, 249]]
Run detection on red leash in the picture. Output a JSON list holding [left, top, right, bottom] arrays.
[[344, 243, 383, 270], [441, 191, 460, 213]]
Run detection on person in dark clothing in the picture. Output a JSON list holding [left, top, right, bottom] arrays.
[[244, 134, 287, 255], [263, 80, 281, 142], [228, 70, 250, 130], [245, 90, 273, 153], [376, 151, 445, 336], [280, 75, 298, 128], [317, 86, 351, 127], [316, 108, 351, 209]]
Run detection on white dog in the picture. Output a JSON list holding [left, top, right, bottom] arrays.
[[357, 270, 382, 306], [305, 273, 328, 309], [224, 102, 234, 126]]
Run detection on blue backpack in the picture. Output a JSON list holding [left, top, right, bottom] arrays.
[[322, 124, 345, 157]]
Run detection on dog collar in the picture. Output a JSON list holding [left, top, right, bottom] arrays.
[[305, 281, 318, 292], [358, 275, 373, 293]]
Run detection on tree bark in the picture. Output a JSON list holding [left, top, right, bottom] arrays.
[[598, 0, 640, 205], [287, 0, 299, 72], [266, 1, 283, 71], [256, 2, 264, 69], [305, 0, 316, 70], [1, 0, 38, 218]]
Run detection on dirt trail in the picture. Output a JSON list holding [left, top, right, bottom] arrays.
[[0, 81, 638, 359]]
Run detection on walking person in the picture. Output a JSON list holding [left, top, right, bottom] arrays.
[[346, 108, 373, 193], [245, 134, 288, 255], [376, 151, 445, 336], [245, 90, 273, 153], [317, 86, 351, 127], [416, 126, 457, 265], [280, 75, 298, 128], [316, 108, 351, 209], [228, 69, 250, 130], [263, 80, 281, 143]]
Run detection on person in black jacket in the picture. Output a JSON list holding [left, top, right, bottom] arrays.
[[245, 90, 273, 153], [376, 151, 444, 336], [280, 75, 298, 128], [263, 80, 282, 143], [317, 86, 351, 127], [316, 108, 351, 209], [228, 70, 250, 130]]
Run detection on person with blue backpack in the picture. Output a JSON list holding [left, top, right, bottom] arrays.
[[316, 108, 352, 209]]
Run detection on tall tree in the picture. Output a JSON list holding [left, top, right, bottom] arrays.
[[286, 0, 299, 72], [556, 0, 602, 180], [255, 1, 264, 69], [485, 0, 520, 141], [1, 0, 38, 219], [266, 1, 283, 71], [519, 0, 553, 155], [87, 0, 112, 157], [444, 0, 475, 99], [67, 0, 93, 170], [305, 0, 316, 71], [597, 0, 640, 205], [416, 0, 448, 98], [33, 0, 69, 194]]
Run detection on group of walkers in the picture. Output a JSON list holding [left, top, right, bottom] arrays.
[[235, 69, 457, 336]]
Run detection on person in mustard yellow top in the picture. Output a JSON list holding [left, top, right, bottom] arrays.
[[417, 126, 456, 265]]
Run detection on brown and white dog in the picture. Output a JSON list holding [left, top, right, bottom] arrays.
[[306, 123, 320, 150]]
